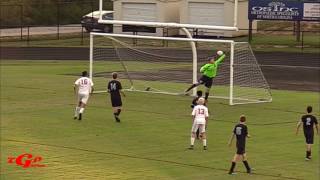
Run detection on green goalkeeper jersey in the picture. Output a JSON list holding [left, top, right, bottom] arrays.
[[200, 54, 226, 78]]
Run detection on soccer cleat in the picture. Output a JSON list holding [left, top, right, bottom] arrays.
[[188, 145, 194, 150], [305, 157, 311, 161], [203, 146, 207, 150], [73, 116, 77, 120], [247, 169, 252, 174], [115, 116, 120, 123], [78, 113, 82, 120], [228, 172, 236, 175]]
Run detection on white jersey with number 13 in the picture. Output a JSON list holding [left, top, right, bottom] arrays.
[[192, 105, 209, 124]]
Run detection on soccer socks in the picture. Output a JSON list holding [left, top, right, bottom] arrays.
[[76, 108, 84, 120], [202, 139, 207, 147], [306, 151, 311, 158], [117, 109, 121, 116], [191, 137, 195, 146], [74, 107, 80, 117], [205, 92, 209, 100], [186, 84, 197, 92], [79, 108, 85, 114], [243, 161, 251, 173], [229, 162, 236, 174], [114, 113, 120, 122], [229, 161, 251, 174]]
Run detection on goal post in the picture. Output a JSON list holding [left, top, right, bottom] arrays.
[[89, 32, 272, 105]]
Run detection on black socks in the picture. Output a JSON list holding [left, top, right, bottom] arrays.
[[229, 162, 236, 174]]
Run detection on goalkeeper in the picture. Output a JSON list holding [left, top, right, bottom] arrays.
[[185, 51, 226, 100]]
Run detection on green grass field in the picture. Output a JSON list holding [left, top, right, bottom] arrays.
[[1, 60, 319, 180]]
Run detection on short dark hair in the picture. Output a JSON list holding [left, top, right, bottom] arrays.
[[240, 115, 246, 122], [82, 71, 88, 77], [207, 56, 216, 61], [196, 90, 203, 97], [307, 106, 312, 113], [112, 72, 118, 79]]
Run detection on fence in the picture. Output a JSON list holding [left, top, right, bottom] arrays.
[[1, 25, 319, 52], [0, 1, 319, 52]]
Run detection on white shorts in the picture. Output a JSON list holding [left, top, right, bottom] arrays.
[[191, 122, 206, 133], [78, 93, 90, 104]]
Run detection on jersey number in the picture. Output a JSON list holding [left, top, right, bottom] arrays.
[[236, 127, 242, 135], [110, 83, 117, 91], [81, 79, 88, 85], [306, 118, 311, 126], [198, 108, 205, 115]]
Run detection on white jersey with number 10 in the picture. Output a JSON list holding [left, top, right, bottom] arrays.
[[191, 105, 209, 124], [74, 77, 94, 94]]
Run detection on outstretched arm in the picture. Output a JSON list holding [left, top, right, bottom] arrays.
[[215, 54, 226, 65]]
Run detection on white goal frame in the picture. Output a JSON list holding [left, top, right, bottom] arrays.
[[90, 32, 273, 105]]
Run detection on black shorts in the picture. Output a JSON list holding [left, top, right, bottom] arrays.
[[236, 145, 246, 155], [111, 96, 122, 107], [199, 75, 213, 88], [304, 133, 314, 144]]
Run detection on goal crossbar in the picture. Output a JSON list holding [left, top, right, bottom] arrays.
[[90, 32, 234, 43]]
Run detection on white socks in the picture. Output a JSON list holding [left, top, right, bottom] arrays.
[[74, 107, 80, 116], [203, 139, 207, 147], [191, 137, 195, 146]]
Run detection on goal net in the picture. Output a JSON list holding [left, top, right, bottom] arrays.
[[90, 32, 272, 105]]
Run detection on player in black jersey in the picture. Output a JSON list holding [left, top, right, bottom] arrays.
[[191, 90, 203, 139], [191, 90, 203, 109], [228, 115, 251, 175], [296, 106, 318, 160], [107, 72, 125, 122]]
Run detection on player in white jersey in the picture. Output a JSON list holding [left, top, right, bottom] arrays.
[[73, 71, 94, 120], [189, 97, 209, 150]]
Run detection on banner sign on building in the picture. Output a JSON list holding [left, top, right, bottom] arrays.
[[248, 0, 320, 21]]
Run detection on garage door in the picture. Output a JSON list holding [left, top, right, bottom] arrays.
[[188, 2, 224, 26], [122, 3, 157, 22]]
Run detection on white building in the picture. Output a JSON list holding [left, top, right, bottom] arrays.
[[112, 0, 180, 36], [180, 0, 256, 37], [112, 0, 256, 37]]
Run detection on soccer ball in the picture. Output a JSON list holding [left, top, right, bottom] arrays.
[[217, 50, 224, 56]]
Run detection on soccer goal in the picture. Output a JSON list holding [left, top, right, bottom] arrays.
[[89, 32, 272, 105]]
